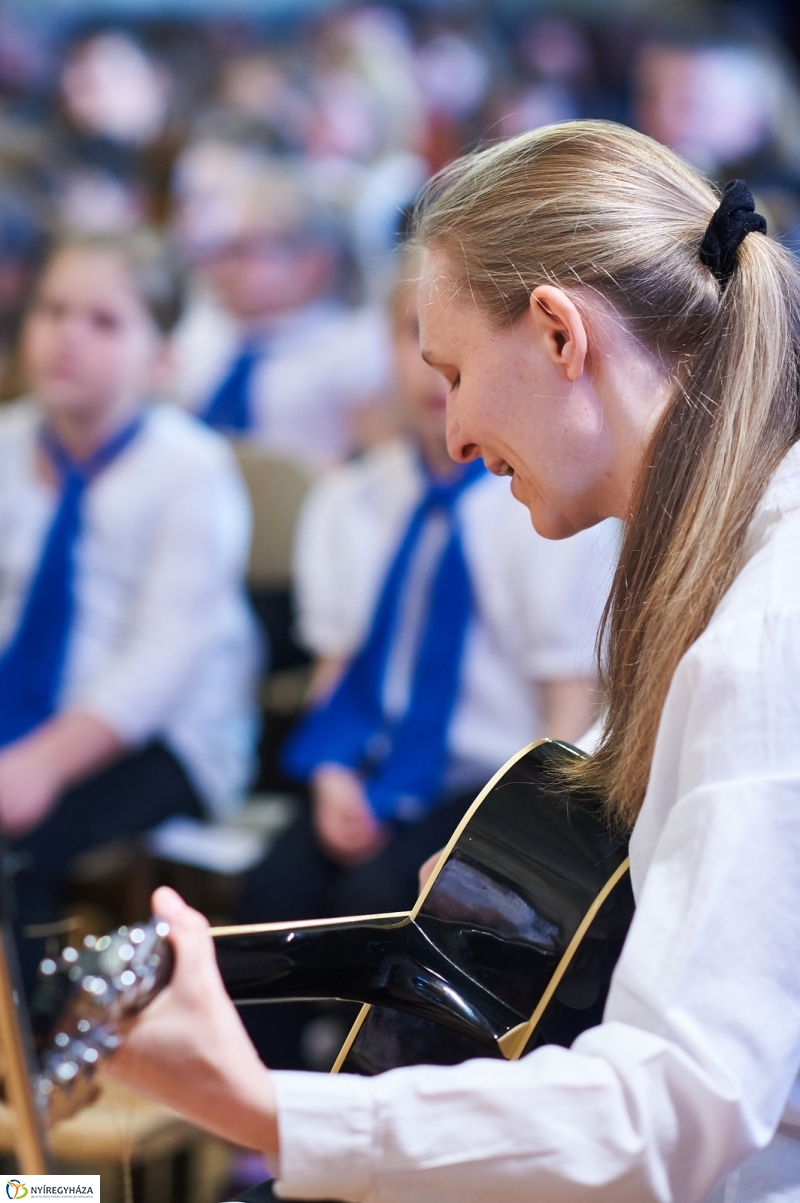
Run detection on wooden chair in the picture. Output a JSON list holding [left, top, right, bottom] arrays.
[[0, 1076, 232, 1203], [232, 444, 315, 590], [232, 445, 317, 786]]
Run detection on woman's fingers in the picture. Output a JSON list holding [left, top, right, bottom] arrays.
[[152, 885, 209, 935], [107, 887, 280, 1154], [418, 849, 443, 892]]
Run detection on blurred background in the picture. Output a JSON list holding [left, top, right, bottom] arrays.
[[0, 0, 797, 400], [0, 0, 796, 401], [0, 0, 799, 1198]]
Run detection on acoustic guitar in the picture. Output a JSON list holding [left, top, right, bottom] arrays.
[[32, 739, 634, 1123]]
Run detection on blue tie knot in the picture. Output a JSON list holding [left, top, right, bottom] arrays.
[[201, 340, 264, 433]]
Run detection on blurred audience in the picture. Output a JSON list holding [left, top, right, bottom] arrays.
[[0, 6, 794, 262], [303, 8, 424, 165], [216, 50, 307, 151], [633, 27, 800, 249], [0, 184, 47, 398], [170, 153, 393, 466], [52, 30, 178, 232], [0, 8, 794, 344], [0, 230, 258, 983], [60, 31, 171, 148], [236, 255, 617, 1067]]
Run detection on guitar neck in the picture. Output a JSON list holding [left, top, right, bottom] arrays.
[[211, 910, 525, 1049], [212, 911, 409, 1006]]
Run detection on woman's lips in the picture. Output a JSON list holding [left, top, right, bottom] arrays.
[[485, 456, 514, 477]]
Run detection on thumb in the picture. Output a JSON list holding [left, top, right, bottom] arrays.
[[151, 887, 218, 996], [152, 885, 210, 935]]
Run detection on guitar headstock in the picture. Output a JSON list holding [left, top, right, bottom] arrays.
[[31, 919, 173, 1124]]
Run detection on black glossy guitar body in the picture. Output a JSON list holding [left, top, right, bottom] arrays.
[[33, 740, 634, 1121], [213, 740, 634, 1073]]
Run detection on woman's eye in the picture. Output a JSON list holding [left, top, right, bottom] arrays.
[[449, 374, 461, 393]]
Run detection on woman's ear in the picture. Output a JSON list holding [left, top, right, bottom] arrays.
[[529, 285, 588, 383]]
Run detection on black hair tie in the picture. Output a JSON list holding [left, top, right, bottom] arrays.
[[699, 179, 767, 288]]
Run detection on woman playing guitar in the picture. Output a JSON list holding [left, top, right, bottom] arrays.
[[107, 120, 800, 1202]]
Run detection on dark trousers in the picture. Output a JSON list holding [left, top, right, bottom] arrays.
[[230, 1183, 336, 1202], [236, 788, 477, 1069], [11, 740, 202, 992]]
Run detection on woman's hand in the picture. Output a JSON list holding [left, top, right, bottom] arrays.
[[418, 850, 443, 893], [312, 763, 389, 866], [106, 887, 279, 1155]]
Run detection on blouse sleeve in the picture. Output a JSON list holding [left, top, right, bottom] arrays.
[[268, 606, 800, 1203]]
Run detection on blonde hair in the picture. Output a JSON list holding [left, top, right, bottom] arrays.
[[414, 120, 800, 828]]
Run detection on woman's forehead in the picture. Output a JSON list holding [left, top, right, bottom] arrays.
[[417, 251, 488, 361], [417, 248, 453, 306]]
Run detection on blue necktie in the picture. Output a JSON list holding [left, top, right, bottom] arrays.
[[201, 341, 263, 434], [283, 458, 487, 821], [0, 415, 145, 748]]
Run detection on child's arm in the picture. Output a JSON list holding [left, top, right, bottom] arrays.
[[0, 710, 123, 837], [312, 762, 388, 866]]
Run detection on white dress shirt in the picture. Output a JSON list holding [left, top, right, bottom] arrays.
[[171, 292, 392, 469], [293, 438, 617, 783], [266, 440, 800, 1202], [0, 401, 260, 818]]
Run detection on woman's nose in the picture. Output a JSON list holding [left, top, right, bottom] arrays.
[[446, 411, 482, 464]]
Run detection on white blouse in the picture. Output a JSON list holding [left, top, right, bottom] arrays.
[[267, 441, 800, 1202], [0, 401, 260, 818], [293, 438, 618, 779], [171, 295, 392, 469]]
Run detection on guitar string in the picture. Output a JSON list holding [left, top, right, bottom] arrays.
[[119, 1070, 135, 1203], [117, 1026, 138, 1203]]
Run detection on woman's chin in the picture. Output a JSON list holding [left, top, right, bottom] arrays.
[[522, 495, 583, 541]]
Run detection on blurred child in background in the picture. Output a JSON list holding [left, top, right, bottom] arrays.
[[237, 257, 617, 1067], [633, 29, 800, 252], [170, 154, 392, 467], [54, 29, 174, 233], [0, 185, 47, 398], [0, 230, 258, 983]]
